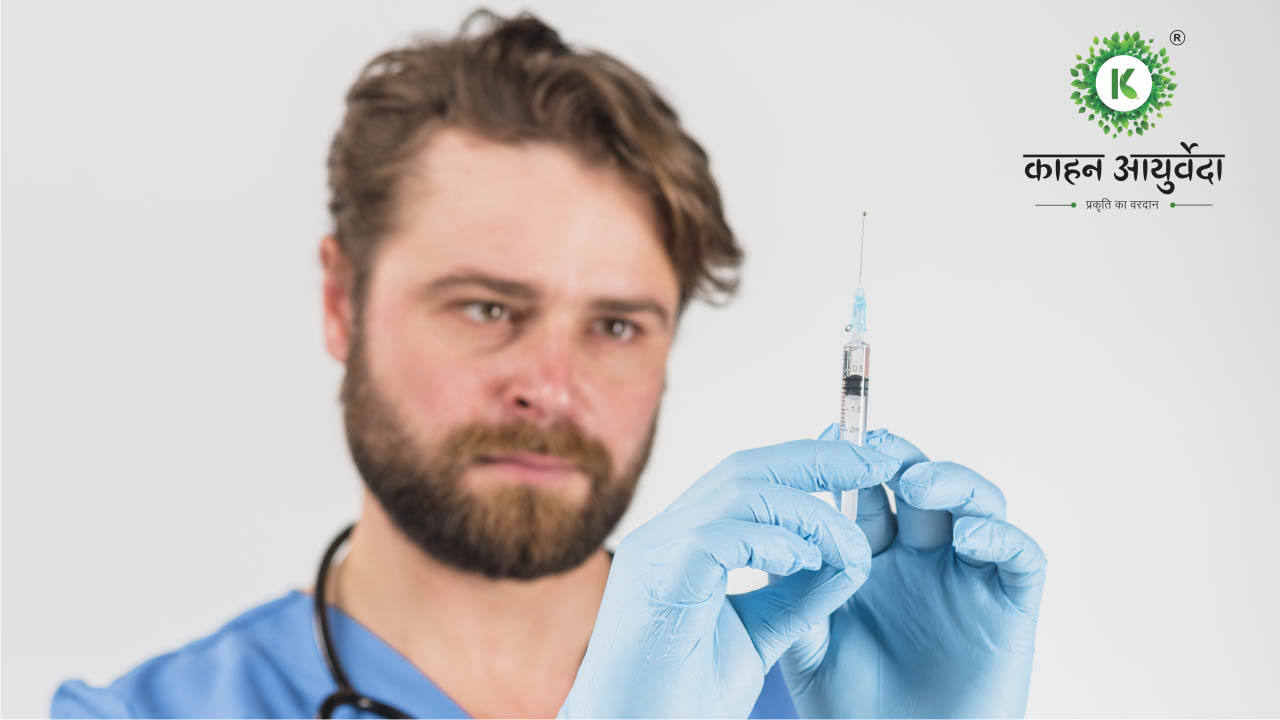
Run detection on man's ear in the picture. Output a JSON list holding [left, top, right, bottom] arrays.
[[319, 234, 355, 364]]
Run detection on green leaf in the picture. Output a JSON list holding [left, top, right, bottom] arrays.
[[1157, 113, 1163, 118], [1124, 31, 1131, 41], [1070, 68, 1079, 77], [1112, 31, 1120, 43], [1134, 30, 1141, 40], [1094, 36, 1100, 44], [1076, 54, 1082, 60], [1170, 70, 1176, 75], [1089, 113, 1095, 120], [1168, 82, 1178, 89], [1079, 106, 1087, 113], [1104, 125, 1111, 133], [1136, 126, 1144, 135], [1071, 90, 1081, 99], [1128, 129, 1133, 136]]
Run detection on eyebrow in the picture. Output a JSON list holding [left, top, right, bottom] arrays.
[[423, 271, 537, 300], [423, 270, 671, 329], [589, 298, 670, 329]]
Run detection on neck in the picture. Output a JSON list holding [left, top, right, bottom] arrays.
[[306, 488, 611, 717]]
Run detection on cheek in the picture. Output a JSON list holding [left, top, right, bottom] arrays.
[[367, 304, 488, 440], [579, 355, 666, 468]]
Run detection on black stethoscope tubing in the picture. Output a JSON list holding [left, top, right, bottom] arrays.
[[313, 522, 413, 719]]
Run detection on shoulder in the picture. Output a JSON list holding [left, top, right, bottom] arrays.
[[51, 590, 326, 718]]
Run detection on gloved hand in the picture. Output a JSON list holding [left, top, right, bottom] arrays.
[[779, 424, 1047, 718], [558, 437, 902, 718]]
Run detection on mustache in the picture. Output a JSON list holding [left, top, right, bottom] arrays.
[[436, 419, 615, 481]]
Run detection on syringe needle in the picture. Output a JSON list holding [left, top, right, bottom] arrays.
[[858, 211, 868, 286]]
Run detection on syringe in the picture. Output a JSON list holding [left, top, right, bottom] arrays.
[[838, 211, 871, 522]]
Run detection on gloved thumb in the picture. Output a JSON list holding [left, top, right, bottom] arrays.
[[729, 561, 867, 671]]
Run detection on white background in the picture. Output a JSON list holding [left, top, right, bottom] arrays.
[[4, 1, 1278, 716]]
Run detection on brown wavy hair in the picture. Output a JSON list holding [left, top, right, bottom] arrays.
[[325, 8, 742, 323]]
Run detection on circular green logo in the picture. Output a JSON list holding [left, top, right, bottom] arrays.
[[1069, 31, 1176, 138]]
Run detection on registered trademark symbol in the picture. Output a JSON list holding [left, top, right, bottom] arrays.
[[1169, 29, 1185, 45]]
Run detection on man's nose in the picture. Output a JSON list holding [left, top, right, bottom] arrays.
[[501, 320, 581, 425]]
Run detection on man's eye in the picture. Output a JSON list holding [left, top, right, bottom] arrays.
[[460, 301, 509, 323], [595, 318, 638, 341]]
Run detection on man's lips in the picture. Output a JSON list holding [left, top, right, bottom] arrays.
[[475, 452, 578, 484], [479, 452, 575, 470]]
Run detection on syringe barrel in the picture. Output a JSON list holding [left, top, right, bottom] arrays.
[[838, 339, 870, 521]]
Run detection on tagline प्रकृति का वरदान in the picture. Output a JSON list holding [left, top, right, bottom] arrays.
[[1081, 198, 1161, 212], [1022, 141, 1223, 195]]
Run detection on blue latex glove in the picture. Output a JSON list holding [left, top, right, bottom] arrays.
[[779, 424, 1048, 718], [558, 438, 903, 718]]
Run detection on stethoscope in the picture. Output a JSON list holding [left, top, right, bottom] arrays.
[[311, 522, 611, 718], [313, 522, 412, 719]]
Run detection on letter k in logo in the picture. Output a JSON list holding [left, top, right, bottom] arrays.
[[1112, 67, 1138, 100]]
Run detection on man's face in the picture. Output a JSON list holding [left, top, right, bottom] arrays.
[[325, 127, 679, 579]]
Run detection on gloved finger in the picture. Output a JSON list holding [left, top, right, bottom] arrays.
[[816, 423, 888, 549], [728, 481, 872, 570], [710, 438, 902, 494], [817, 421, 840, 441], [646, 520, 824, 605], [862, 428, 929, 484], [778, 611, 832, 688], [953, 516, 1048, 614], [817, 423, 849, 526], [897, 461, 1008, 522], [863, 429, 954, 551], [855, 483, 897, 555], [896, 459, 1007, 559], [820, 423, 898, 554], [730, 563, 867, 670]]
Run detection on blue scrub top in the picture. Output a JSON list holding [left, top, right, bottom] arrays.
[[52, 589, 799, 718]]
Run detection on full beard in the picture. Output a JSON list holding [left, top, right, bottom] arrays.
[[339, 329, 656, 579]]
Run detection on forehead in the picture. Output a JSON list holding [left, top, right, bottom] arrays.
[[377, 126, 678, 307]]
